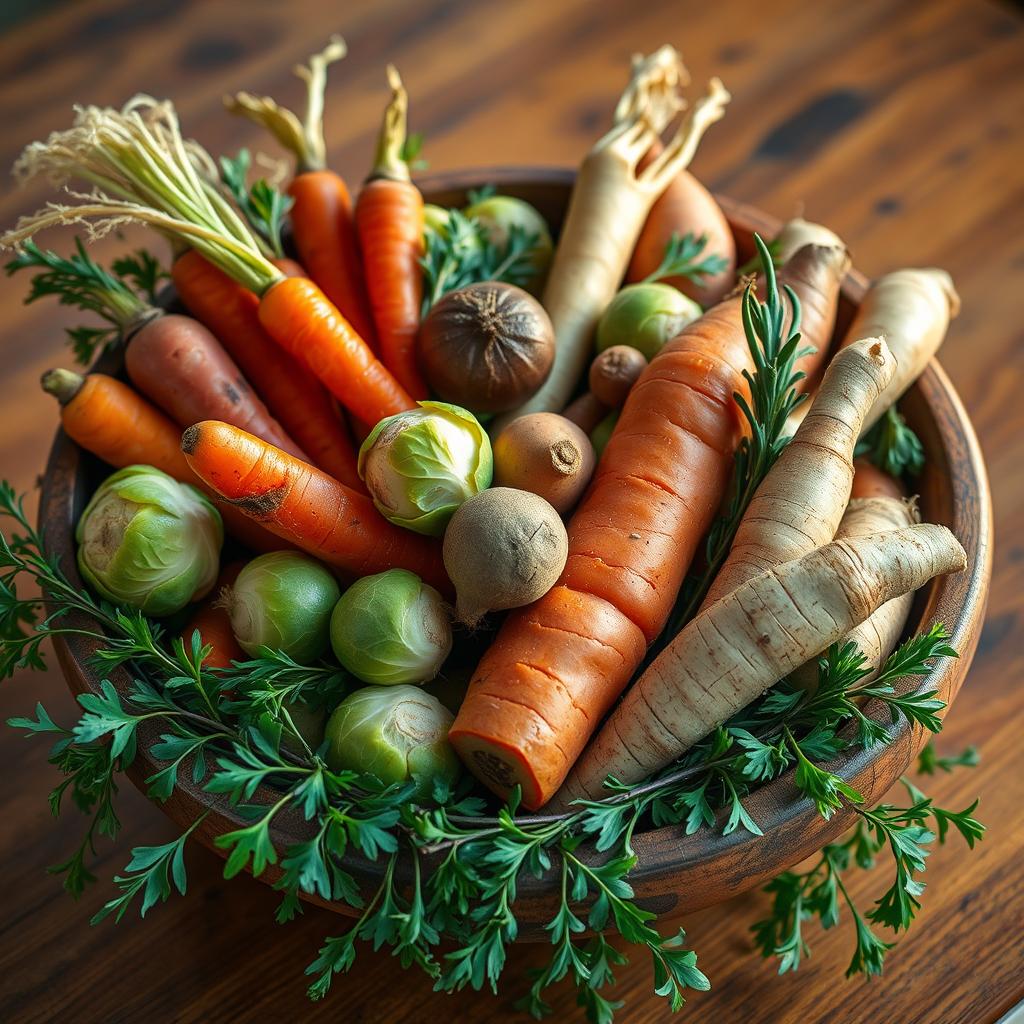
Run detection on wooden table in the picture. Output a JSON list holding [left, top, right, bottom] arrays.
[[1, 1, 1022, 1020]]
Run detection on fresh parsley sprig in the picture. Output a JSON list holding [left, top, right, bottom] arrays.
[[220, 149, 295, 259], [642, 231, 729, 288], [855, 406, 926, 479]]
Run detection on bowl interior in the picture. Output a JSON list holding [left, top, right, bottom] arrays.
[[39, 170, 992, 929]]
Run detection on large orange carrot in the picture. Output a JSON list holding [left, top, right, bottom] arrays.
[[172, 250, 364, 491], [354, 65, 428, 399], [225, 38, 378, 349], [182, 562, 244, 669], [41, 369, 284, 553], [449, 251, 841, 809], [181, 420, 448, 593]]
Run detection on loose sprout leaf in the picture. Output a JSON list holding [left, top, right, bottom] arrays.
[[855, 406, 926, 479]]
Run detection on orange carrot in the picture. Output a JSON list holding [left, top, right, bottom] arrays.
[[850, 458, 905, 500], [182, 562, 245, 669], [181, 420, 448, 593], [225, 38, 378, 349], [257, 275, 414, 427], [172, 250, 364, 492], [450, 253, 842, 809], [354, 65, 428, 399], [783, 243, 850, 386], [40, 369, 284, 554]]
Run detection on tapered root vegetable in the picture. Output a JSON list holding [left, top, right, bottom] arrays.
[[702, 336, 896, 608], [181, 420, 449, 593], [774, 216, 845, 265], [851, 457, 906, 500], [442, 488, 568, 627], [782, 243, 850, 386], [559, 523, 967, 802], [492, 414, 596, 515], [181, 562, 245, 669], [450, 249, 858, 808], [124, 313, 305, 458], [41, 369, 284, 553], [588, 345, 648, 409], [561, 392, 608, 434], [841, 268, 960, 432], [491, 50, 730, 430], [790, 492, 919, 691]]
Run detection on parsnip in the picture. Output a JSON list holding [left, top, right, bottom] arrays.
[[702, 336, 896, 608], [841, 268, 960, 432], [790, 494, 920, 691], [775, 216, 845, 265], [492, 49, 730, 431], [558, 523, 966, 802]]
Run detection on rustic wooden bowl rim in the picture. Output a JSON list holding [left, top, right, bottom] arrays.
[[39, 167, 993, 928]]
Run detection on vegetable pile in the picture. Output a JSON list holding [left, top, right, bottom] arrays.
[[0, 39, 982, 1022]]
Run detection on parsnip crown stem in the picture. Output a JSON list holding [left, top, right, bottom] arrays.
[[225, 36, 346, 173], [369, 64, 411, 183]]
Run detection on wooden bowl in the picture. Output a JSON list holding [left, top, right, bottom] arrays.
[[39, 169, 992, 936]]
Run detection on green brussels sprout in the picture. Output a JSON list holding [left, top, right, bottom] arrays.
[[590, 410, 619, 459], [358, 401, 493, 535], [463, 194, 553, 292], [596, 283, 702, 360], [226, 551, 340, 662], [281, 698, 328, 756], [330, 568, 452, 686], [76, 465, 222, 616], [324, 684, 460, 794]]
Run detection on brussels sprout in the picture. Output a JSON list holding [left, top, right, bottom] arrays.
[[76, 465, 222, 616], [590, 410, 619, 459], [226, 551, 340, 662], [596, 283, 702, 360], [358, 401, 493, 535], [281, 698, 328, 756], [423, 203, 452, 239], [330, 569, 452, 686], [463, 194, 553, 292], [324, 684, 460, 794]]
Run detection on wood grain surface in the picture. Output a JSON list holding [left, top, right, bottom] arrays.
[[0, 1, 1021, 1022]]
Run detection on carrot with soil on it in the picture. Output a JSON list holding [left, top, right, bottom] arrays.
[[225, 37, 378, 350], [491, 48, 731, 430], [449, 239, 849, 808], [840, 267, 960, 432], [354, 65, 429, 399], [5, 96, 414, 429], [40, 368, 284, 553], [171, 250, 364, 491], [559, 522, 966, 803], [181, 420, 448, 593]]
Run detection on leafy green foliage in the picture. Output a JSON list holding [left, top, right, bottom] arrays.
[[4, 239, 163, 363], [220, 150, 295, 259], [641, 231, 729, 287], [420, 208, 539, 316], [856, 406, 925, 479]]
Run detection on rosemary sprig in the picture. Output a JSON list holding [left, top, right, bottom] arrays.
[[855, 406, 926, 479], [641, 231, 729, 288], [4, 240, 164, 363], [219, 149, 294, 259]]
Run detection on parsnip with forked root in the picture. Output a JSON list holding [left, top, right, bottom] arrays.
[[841, 268, 960, 432], [701, 336, 896, 608], [492, 49, 730, 430], [559, 523, 967, 802], [791, 491, 920, 691]]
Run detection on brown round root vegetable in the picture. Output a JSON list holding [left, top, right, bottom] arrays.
[[443, 487, 568, 627], [588, 345, 648, 408], [418, 282, 555, 414], [492, 413, 596, 515]]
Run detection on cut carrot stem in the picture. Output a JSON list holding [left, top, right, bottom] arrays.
[[172, 250, 364, 492], [41, 369, 284, 553], [355, 65, 428, 399], [225, 38, 378, 349], [181, 420, 448, 593]]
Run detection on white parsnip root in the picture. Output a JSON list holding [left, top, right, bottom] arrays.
[[774, 216, 845, 265], [491, 49, 730, 431], [841, 268, 960, 432], [702, 336, 897, 608], [558, 523, 966, 802], [790, 494, 920, 690]]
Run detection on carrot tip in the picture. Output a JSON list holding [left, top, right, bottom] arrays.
[[180, 423, 201, 455]]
